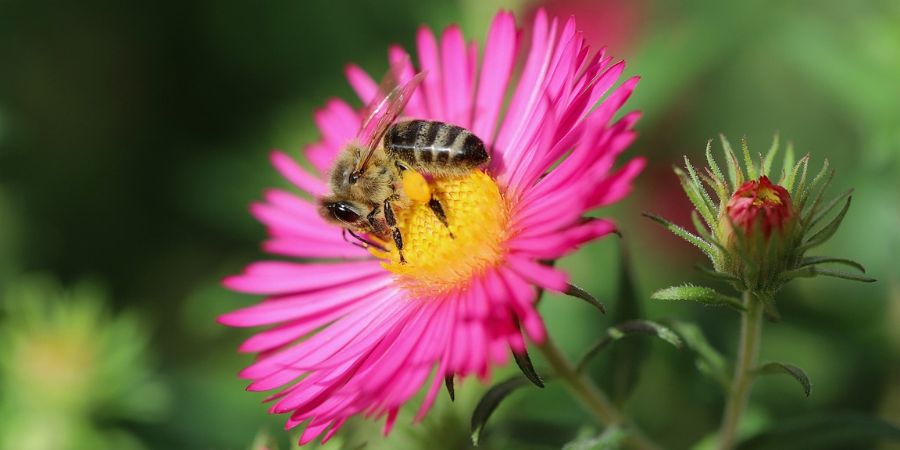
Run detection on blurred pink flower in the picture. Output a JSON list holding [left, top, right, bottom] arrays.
[[220, 10, 642, 445], [527, 0, 647, 55]]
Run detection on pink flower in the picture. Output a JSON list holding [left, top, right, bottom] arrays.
[[220, 10, 643, 445]]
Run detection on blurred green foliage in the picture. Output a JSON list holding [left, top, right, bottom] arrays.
[[0, 0, 897, 449]]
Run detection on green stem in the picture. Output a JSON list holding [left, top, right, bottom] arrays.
[[717, 291, 764, 450], [536, 336, 663, 450]]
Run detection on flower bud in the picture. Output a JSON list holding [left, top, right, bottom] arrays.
[[647, 135, 873, 308], [725, 176, 793, 237]]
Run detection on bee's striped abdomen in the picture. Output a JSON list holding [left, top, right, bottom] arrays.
[[385, 120, 489, 174]]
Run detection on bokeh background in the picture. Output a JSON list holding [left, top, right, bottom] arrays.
[[0, 0, 898, 449]]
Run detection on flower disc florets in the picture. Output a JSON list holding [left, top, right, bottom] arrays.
[[372, 170, 509, 296], [647, 135, 874, 317]]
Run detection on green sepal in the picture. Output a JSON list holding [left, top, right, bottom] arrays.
[[695, 265, 743, 285], [802, 195, 852, 251], [720, 134, 744, 191], [758, 292, 782, 322], [563, 283, 606, 315], [651, 284, 744, 312], [444, 374, 455, 401], [691, 210, 713, 241], [742, 136, 758, 180], [470, 375, 533, 446], [754, 362, 811, 397], [784, 154, 809, 195], [512, 347, 545, 388], [805, 187, 849, 226], [797, 159, 831, 212], [642, 212, 715, 261], [799, 256, 867, 273], [576, 320, 683, 374], [681, 157, 718, 226], [762, 133, 780, 177], [705, 140, 728, 202], [779, 141, 795, 186], [781, 266, 876, 283]]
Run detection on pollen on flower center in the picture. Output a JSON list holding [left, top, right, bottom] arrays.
[[370, 170, 509, 295]]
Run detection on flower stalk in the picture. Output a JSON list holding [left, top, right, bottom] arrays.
[[717, 291, 763, 450], [536, 335, 663, 450]]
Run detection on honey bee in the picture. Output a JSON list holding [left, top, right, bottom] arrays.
[[318, 69, 490, 263]]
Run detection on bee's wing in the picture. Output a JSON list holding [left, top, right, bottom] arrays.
[[354, 70, 427, 174], [358, 58, 409, 137]]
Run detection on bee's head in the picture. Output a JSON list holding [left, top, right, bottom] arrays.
[[319, 198, 365, 227]]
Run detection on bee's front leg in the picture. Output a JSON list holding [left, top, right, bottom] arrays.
[[383, 198, 406, 264]]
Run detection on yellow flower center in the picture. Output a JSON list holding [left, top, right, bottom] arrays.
[[370, 170, 509, 295]]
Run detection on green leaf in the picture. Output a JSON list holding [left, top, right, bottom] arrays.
[[651, 284, 745, 312], [642, 212, 715, 260], [470, 376, 532, 445], [755, 362, 811, 397], [803, 195, 852, 251], [799, 256, 867, 273], [736, 413, 900, 450], [577, 320, 683, 373], [564, 283, 606, 314], [668, 321, 730, 388], [512, 347, 545, 388], [599, 242, 647, 404]]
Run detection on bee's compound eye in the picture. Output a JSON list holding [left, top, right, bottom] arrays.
[[328, 202, 361, 224]]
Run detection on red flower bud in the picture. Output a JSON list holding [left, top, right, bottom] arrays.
[[725, 176, 793, 237]]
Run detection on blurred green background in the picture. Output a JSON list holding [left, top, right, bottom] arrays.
[[0, 0, 897, 449]]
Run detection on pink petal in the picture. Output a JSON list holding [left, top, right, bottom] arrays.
[[588, 156, 646, 208], [440, 25, 473, 128], [416, 26, 444, 119], [223, 260, 385, 295], [219, 275, 390, 327], [509, 219, 617, 259], [387, 45, 428, 117], [472, 11, 518, 145], [270, 151, 326, 197], [507, 256, 569, 293], [345, 64, 378, 106]]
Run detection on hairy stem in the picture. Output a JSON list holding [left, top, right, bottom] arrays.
[[535, 335, 663, 450], [717, 291, 764, 450]]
